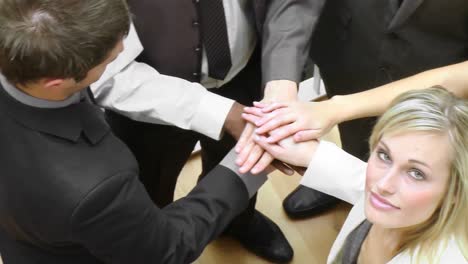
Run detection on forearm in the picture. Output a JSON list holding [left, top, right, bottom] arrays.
[[329, 61, 468, 123], [92, 63, 234, 140], [90, 22, 234, 140], [73, 158, 266, 264], [263, 80, 298, 101], [301, 141, 367, 205], [261, 0, 326, 84]]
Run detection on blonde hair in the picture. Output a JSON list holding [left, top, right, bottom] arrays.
[[369, 87, 468, 263]]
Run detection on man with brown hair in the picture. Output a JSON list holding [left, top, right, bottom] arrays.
[[0, 0, 268, 263]]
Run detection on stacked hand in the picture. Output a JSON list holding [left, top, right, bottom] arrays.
[[235, 85, 339, 175], [234, 80, 297, 175]]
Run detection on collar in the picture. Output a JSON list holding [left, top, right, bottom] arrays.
[[0, 82, 109, 144], [0, 74, 81, 108]]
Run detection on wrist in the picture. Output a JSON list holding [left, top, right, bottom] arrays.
[[223, 102, 245, 139], [328, 95, 354, 124], [263, 80, 298, 102]]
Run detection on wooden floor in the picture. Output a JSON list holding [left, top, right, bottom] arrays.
[[0, 127, 349, 264], [175, 127, 351, 264]]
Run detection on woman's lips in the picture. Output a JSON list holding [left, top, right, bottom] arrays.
[[369, 192, 400, 211]]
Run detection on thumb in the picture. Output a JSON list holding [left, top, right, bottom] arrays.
[[293, 129, 323, 142]]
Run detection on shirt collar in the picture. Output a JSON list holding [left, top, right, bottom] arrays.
[[0, 78, 109, 144], [0, 74, 82, 108]]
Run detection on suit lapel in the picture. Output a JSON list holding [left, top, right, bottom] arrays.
[[388, 0, 425, 30]]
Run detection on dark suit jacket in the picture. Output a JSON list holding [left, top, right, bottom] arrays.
[[0, 85, 250, 264], [310, 0, 468, 159]]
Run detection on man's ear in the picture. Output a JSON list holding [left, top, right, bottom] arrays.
[[43, 78, 65, 89]]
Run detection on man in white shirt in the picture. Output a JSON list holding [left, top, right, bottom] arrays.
[[90, 1, 325, 262]]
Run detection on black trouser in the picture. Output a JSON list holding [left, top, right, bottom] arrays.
[[105, 49, 262, 232]]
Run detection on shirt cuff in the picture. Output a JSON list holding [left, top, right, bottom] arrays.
[[300, 140, 367, 205], [190, 92, 235, 140], [219, 149, 267, 198]]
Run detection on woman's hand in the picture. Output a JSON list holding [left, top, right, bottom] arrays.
[[243, 99, 339, 143]]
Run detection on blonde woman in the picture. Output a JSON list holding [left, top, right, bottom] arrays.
[[255, 88, 468, 263]]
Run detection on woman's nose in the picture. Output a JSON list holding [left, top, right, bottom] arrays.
[[375, 168, 398, 195]]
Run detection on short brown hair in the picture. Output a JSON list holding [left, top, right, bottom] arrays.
[[0, 0, 130, 84]]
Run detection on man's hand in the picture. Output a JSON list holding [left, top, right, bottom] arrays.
[[224, 102, 246, 140]]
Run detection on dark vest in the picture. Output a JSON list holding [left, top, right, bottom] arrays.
[[126, 0, 267, 82]]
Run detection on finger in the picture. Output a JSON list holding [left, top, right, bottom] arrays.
[[253, 135, 284, 159], [266, 123, 302, 143], [290, 165, 307, 176], [253, 101, 267, 108], [250, 152, 274, 174], [254, 107, 287, 126], [241, 113, 261, 125], [293, 129, 323, 142], [271, 160, 294, 176], [261, 102, 288, 113], [239, 144, 264, 173], [243, 106, 265, 117], [236, 141, 255, 165], [253, 111, 278, 127], [256, 113, 295, 134], [235, 123, 255, 153]]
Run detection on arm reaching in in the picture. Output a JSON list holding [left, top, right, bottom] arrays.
[[234, 0, 325, 174], [245, 60, 468, 143]]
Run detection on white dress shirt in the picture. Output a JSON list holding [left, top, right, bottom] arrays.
[[201, 0, 257, 88], [91, 1, 256, 140]]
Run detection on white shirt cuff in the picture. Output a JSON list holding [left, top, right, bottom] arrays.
[[300, 140, 367, 205], [190, 92, 235, 140]]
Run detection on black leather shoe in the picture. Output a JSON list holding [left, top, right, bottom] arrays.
[[229, 211, 293, 263], [283, 185, 339, 219]]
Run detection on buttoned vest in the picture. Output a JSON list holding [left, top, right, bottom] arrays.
[[126, 0, 267, 82]]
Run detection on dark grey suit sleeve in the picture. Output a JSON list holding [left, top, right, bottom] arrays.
[[70, 165, 250, 264], [261, 0, 327, 84]]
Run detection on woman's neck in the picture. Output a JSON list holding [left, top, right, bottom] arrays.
[[358, 224, 405, 264]]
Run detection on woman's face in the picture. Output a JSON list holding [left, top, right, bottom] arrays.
[[365, 131, 452, 229]]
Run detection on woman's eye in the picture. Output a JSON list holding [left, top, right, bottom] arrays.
[[377, 150, 390, 162], [408, 169, 425, 181]]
